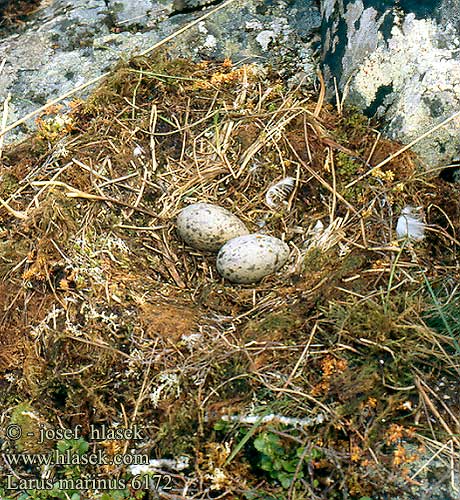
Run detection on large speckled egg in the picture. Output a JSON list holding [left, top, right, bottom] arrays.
[[176, 203, 249, 251], [216, 234, 289, 284]]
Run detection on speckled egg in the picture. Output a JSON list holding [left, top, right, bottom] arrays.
[[176, 203, 249, 251], [216, 234, 290, 284]]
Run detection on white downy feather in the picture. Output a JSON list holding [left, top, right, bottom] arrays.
[[396, 206, 425, 241], [265, 176, 296, 208]]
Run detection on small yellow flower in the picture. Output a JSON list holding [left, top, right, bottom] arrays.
[[371, 168, 395, 182], [362, 207, 373, 218]]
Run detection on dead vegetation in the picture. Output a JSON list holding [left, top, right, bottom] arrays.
[[0, 51, 459, 499]]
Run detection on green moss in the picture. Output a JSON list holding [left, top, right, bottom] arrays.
[[0, 172, 19, 196], [245, 312, 303, 341], [343, 184, 364, 203], [336, 151, 360, 180], [259, 313, 300, 333], [339, 105, 370, 140], [9, 403, 48, 453], [302, 247, 329, 273], [155, 406, 198, 456], [341, 106, 369, 131]]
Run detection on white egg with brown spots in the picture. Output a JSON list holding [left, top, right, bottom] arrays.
[[216, 234, 289, 284], [176, 203, 249, 251]]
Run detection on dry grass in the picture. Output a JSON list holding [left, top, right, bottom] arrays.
[[0, 52, 459, 499]]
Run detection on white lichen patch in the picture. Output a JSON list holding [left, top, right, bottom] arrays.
[[321, 0, 337, 22], [347, 12, 460, 164], [198, 21, 208, 34], [203, 34, 217, 50], [353, 16, 459, 108], [220, 413, 327, 427], [342, 4, 381, 83], [29, 307, 66, 340], [254, 17, 292, 52], [149, 372, 181, 408], [129, 456, 190, 475], [245, 20, 263, 31], [256, 30, 276, 51]]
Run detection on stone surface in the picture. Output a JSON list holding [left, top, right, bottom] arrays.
[[320, 0, 460, 167], [0, 0, 321, 144], [391, 442, 460, 500], [2, 0, 460, 168]]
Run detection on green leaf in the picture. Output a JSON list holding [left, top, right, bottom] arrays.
[[77, 438, 89, 454], [272, 458, 283, 471], [295, 446, 305, 458], [277, 472, 293, 489], [112, 491, 129, 500], [254, 435, 268, 453], [225, 416, 266, 466], [56, 440, 69, 453], [281, 459, 298, 473], [260, 455, 274, 471], [310, 447, 322, 460], [213, 420, 227, 431]]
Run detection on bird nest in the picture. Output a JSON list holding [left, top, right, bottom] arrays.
[[0, 51, 460, 499]]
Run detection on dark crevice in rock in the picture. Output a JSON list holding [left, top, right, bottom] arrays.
[[423, 95, 446, 119], [364, 83, 394, 117], [440, 160, 460, 183], [102, 0, 118, 30], [378, 9, 394, 40], [400, 0, 443, 20], [168, 0, 223, 18], [321, 15, 347, 83]]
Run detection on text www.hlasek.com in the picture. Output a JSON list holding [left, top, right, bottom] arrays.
[[3, 448, 148, 466]]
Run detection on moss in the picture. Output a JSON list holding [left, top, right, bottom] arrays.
[[336, 151, 361, 180], [244, 311, 303, 342], [339, 105, 371, 140], [155, 404, 199, 457], [0, 172, 19, 196], [302, 247, 330, 273], [9, 403, 51, 453], [258, 312, 301, 334]]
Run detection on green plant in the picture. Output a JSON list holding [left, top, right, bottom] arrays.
[[253, 431, 321, 489], [1, 436, 143, 500], [336, 151, 360, 179], [422, 274, 460, 355]]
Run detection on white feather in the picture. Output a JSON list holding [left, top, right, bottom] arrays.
[[396, 206, 425, 241], [265, 176, 296, 208], [133, 144, 144, 157]]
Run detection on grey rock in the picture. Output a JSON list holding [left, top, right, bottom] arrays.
[[0, 0, 320, 144], [321, 0, 460, 167], [389, 442, 460, 500]]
